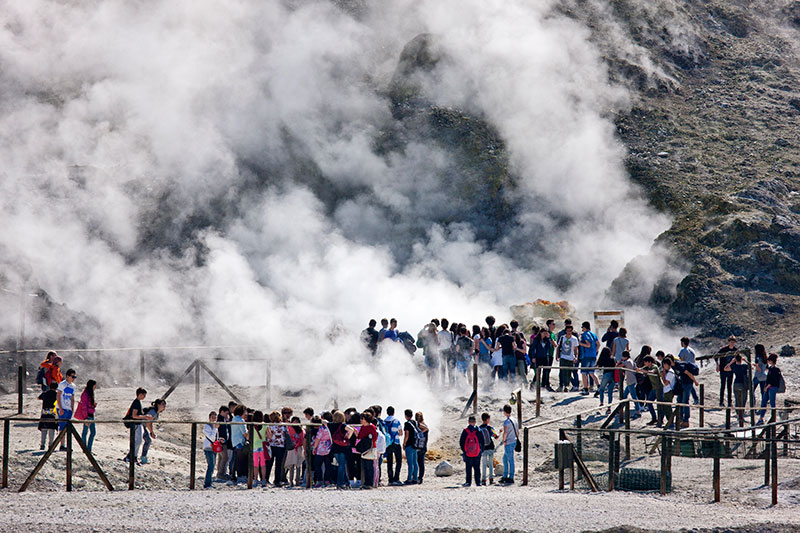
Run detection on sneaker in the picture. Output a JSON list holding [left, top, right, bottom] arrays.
[[580, 389, 589, 396], [756, 419, 764, 426], [593, 390, 600, 398], [140, 456, 149, 464], [570, 386, 579, 392], [645, 420, 658, 426], [462, 482, 472, 487], [606, 407, 612, 415], [489, 478, 494, 485], [40, 444, 45, 451], [545, 386, 555, 392], [403, 480, 417, 485]]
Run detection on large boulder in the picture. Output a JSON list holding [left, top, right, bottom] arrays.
[[434, 460, 454, 477]]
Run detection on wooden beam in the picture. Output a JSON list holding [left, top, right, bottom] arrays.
[[69, 423, 113, 491], [161, 360, 198, 401], [197, 361, 242, 404], [18, 427, 67, 492]]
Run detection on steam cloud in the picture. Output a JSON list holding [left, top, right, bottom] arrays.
[[0, 0, 679, 431]]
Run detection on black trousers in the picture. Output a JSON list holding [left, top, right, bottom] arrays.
[[465, 455, 481, 484], [386, 443, 402, 483], [417, 447, 426, 481]]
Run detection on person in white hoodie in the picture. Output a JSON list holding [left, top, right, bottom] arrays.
[[202, 411, 219, 489]]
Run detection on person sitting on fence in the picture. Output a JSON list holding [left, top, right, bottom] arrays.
[[657, 357, 677, 429], [74, 379, 97, 452], [203, 411, 219, 489], [285, 416, 305, 487], [36, 351, 58, 392], [617, 351, 640, 414], [757, 353, 783, 425], [139, 399, 166, 464], [37, 381, 59, 451], [460, 415, 483, 487], [725, 354, 749, 427], [215, 406, 231, 482], [478, 412, 498, 485], [596, 347, 616, 413], [56, 368, 77, 450]]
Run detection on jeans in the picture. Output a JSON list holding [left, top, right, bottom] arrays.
[[333, 452, 348, 487], [558, 359, 574, 389], [733, 383, 747, 422], [481, 449, 495, 482], [204, 450, 215, 488], [133, 424, 151, 458], [598, 373, 615, 404], [759, 387, 777, 419], [405, 447, 418, 482], [361, 457, 375, 487], [386, 443, 402, 483], [516, 359, 528, 386], [464, 455, 480, 484], [622, 384, 640, 410], [502, 442, 515, 480], [658, 390, 674, 426], [228, 444, 241, 479], [58, 409, 72, 433], [754, 378, 766, 396], [719, 370, 733, 406], [502, 355, 516, 381], [542, 353, 553, 388], [679, 383, 694, 422], [313, 454, 332, 485], [645, 389, 657, 421], [81, 415, 96, 452], [269, 446, 286, 484]]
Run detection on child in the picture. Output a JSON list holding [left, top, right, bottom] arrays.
[[37, 382, 59, 450], [284, 416, 305, 486], [202, 411, 219, 489], [250, 411, 271, 488], [460, 415, 483, 487], [74, 380, 97, 452], [123, 388, 153, 464], [478, 412, 497, 486], [140, 399, 166, 464], [311, 415, 332, 488]]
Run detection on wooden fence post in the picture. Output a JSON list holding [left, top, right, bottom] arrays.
[[2, 419, 9, 488], [128, 425, 136, 490], [764, 424, 771, 486], [522, 427, 529, 486], [305, 429, 313, 488], [516, 389, 523, 427], [247, 423, 254, 489], [194, 363, 200, 404], [18, 366, 24, 414], [139, 351, 145, 384], [660, 435, 671, 495], [607, 431, 615, 492], [66, 422, 73, 492], [624, 401, 631, 461], [713, 438, 720, 502], [535, 370, 541, 418], [557, 429, 565, 490], [771, 428, 778, 505], [699, 384, 705, 428], [189, 423, 197, 490], [576, 415, 582, 458]]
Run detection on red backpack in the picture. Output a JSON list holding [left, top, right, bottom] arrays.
[[464, 429, 481, 458]]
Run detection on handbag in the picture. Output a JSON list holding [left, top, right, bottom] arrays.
[[512, 420, 521, 453], [355, 434, 372, 454], [361, 447, 377, 460], [284, 428, 295, 451], [205, 435, 223, 453]]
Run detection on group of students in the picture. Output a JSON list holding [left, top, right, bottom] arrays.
[[36, 351, 97, 453], [201, 404, 430, 490], [459, 404, 519, 486]]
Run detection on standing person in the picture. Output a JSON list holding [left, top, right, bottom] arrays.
[[726, 354, 750, 427], [329, 411, 351, 489], [500, 404, 518, 484], [543, 319, 557, 392], [657, 358, 677, 429], [556, 325, 579, 392], [513, 330, 529, 387], [37, 382, 59, 451], [455, 326, 474, 381], [596, 347, 615, 413], [495, 325, 516, 382], [640, 356, 660, 425], [44, 355, 64, 390], [56, 368, 77, 441], [311, 415, 332, 488], [716, 335, 738, 407], [356, 412, 378, 489], [676, 348, 699, 428], [757, 353, 783, 425], [485, 316, 497, 343], [361, 319, 379, 355], [383, 406, 403, 486], [476, 326, 492, 366], [478, 412, 497, 485], [139, 399, 166, 464], [438, 319, 454, 385], [579, 322, 600, 395], [202, 411, 219, 489], [214, 406, 231, 482], [250, 411, 269, 487], [459, 415, 483, 487], [601, 320, 619, 351], [753, 344, 768, 397], [227, 405, 248, 485], [529, 328, 550, 391], [420, 323, 440, 384], [611, 328, 629, 388], [402, 409, 419, 484], [414, 412, 428, 484], [36, 351, 58, 392], [123, 388, 152, 464], [284, 416, 305, 486], [74, 380, 97, 452], [266, 411, 288, 487], [618, 351, 641, 412]]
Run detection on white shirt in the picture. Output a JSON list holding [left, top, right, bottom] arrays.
[[559, 336, 579, 361], [663, 369, 676, 394], [203, 424, 218, 451]]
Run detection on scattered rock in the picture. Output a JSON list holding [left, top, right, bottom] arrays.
[[780, 345, 796, 358], [657, 151, 669, 157], [434, 460, 453, 477]]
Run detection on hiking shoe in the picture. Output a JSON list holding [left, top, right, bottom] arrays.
[[140, 456, 149, 464]]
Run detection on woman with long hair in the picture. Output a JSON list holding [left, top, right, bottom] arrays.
[[414, 411, 428, 484], [75, 380, 97, 452]]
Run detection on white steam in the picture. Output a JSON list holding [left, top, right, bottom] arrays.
[[0, 0, 679, 432]]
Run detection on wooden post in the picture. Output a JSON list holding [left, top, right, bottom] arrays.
[[771, 428, 778, 505], [535, 369, 542, 418], [522, 427, 529, 486], [265, 360, 272, 411], [747, 355, 755, 427], [305, 429, 313, 488], [66, 422, 73, 492], [699, 384, 705, 428], [68, 423, 113, 491], [660, 435, 670, 495], [129, 425, 136, 490], [624, 401, 631, 461], [189, 423, 197, 490], [724, 408, 731, 455], [2, 419, 9, 488], [713, 439, 720, 503], [247, 424, 254, 489], [472, 363, 478, 415], [516, 389, 522, 427], [764, 424, 771, 486], [17, 366, 24, 414], [139, 351, 145, 384], [607, 431, 615, 491], [18, 428, 67, 492], [557, 429, 565, 490], [783, 423, 789, 457], [576, 415, 582, 457], [194, 363, 200, 404]]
